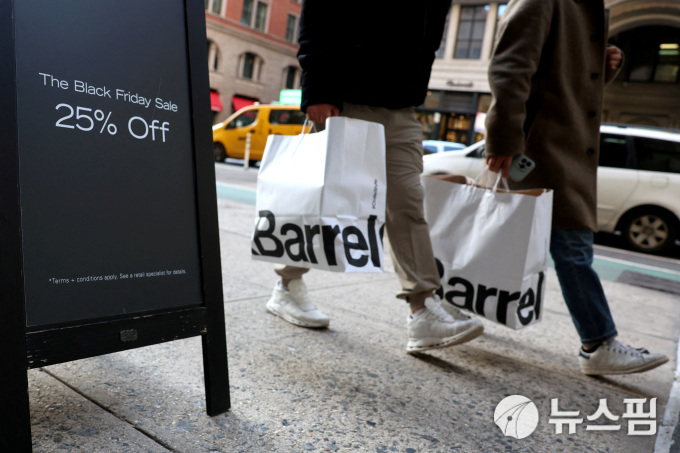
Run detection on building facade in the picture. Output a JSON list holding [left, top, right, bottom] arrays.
[[427, 0, 680, 145], [204, 0, 302, 124], [204, 1, 680, 133]]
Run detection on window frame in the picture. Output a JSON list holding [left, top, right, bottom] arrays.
[[599, 133, 634, 169], [241, 0, 254, 26], [226, 109, 258, 130], [254, 1, 268, 32], [242, 0, 269, 31], [239, 52, 263, 82], [207, 39, 219, 72], [633, 136, 680, 174], [242, 52, 256, 80], [205, 0, 224, 15], [454, 4, 489, 60], [268, 109, 306, 126], [285, 13, 298, 43], [284, 65, 298, 89]]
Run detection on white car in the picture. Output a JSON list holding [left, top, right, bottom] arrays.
[[422, 140, 466, 154], [422, 124, 680, 255]]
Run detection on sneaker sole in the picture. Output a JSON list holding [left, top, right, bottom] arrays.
[[266, 300, 329, 329], [581, 355, 670, 376], [406, 323, 483, 354]]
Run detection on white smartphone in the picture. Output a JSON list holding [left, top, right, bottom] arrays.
[[508, 154, 536, 181]]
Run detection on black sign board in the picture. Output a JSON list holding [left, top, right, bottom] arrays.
[[1, 1, 230, 449]]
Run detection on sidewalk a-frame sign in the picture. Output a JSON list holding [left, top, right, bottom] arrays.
[[0, 1, 230, 450]]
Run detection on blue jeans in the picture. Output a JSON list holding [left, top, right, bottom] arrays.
[[550, 229, 617, 344]]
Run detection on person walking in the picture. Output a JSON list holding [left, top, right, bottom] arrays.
[[485, 0, 669, 375], [265, 0, 484, 353]]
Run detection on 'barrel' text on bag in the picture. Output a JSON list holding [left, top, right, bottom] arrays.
[[252, 210, 385, 269]]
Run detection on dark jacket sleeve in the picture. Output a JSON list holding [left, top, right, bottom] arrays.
[[297, 0, 346, 112], [485, 0, 554, 157]]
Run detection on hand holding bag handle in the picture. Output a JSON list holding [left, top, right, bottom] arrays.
[[474, 165, 510, 193]]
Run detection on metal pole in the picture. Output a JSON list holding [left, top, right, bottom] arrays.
[[243, 131, 253, 170]]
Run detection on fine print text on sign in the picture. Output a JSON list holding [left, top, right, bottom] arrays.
[[48, 269, 187, 285]]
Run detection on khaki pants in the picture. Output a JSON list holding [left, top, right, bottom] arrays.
[[276, 103, 440, 300]]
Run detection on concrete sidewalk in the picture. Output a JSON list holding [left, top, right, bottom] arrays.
[[29, 198, 680, 452]]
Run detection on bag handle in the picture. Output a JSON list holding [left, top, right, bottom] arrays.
[[284, 117, 311, 155], [474, 166, 509, 193]]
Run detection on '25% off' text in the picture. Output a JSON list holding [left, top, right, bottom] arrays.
[[54, 103, 170, 142]]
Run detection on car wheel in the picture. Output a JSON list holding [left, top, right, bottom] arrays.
[[213, 143, 227, 162], [620, 208, 678, 254]]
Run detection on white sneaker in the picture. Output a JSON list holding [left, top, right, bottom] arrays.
[[266, 279, 330, 328], [406, 297, 483, 353], [440, 299, 473, 321], [579, 337, 669, 375]]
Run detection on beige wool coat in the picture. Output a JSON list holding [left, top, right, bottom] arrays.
[[485, 0, 621, 230]]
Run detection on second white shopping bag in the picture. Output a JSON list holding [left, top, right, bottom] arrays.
[[422, 173, 553, 329], [252, 116, 387, 272]]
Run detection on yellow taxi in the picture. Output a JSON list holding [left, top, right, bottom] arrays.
[[212, 104, 308, 163]]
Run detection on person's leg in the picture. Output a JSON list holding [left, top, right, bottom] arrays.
[[384, 109, 443, 313], [275, 265, 309, 288], [342, 104, 440, 311], [549, 228, 617, 345], [550, 228, 668, 375], [340, 104, 483, 352]]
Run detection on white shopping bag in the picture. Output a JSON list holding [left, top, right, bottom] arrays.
[[422, 173, 553, 329], [252, 117, 387, 272]]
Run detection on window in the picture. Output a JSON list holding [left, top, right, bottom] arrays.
[[286, 14, 298, 43], [205, 0, 222, 15], [241, 0, 253, 25], [242, 52, 256, 79], [242, 0, 268, 32], [207, 40, 219, 71], [284, 66, 298, 89], [226, 110, 258, 129], [435, 10, 450, 59], [493, 3, 508, 45], [254, 1, 268, 31], [655, 43, 679, 82], [599, 134, 630, 169], [467, 144, 485, 158], [634, 137, 680, 174], [240, 52, 263, 81], [211, 0, 222, 14], [454, 5, 488, 59], [269, 110, 306, 125], [618, 26, 680, 84]]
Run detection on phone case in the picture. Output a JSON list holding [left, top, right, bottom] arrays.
[[508, 154, 535, 181]]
